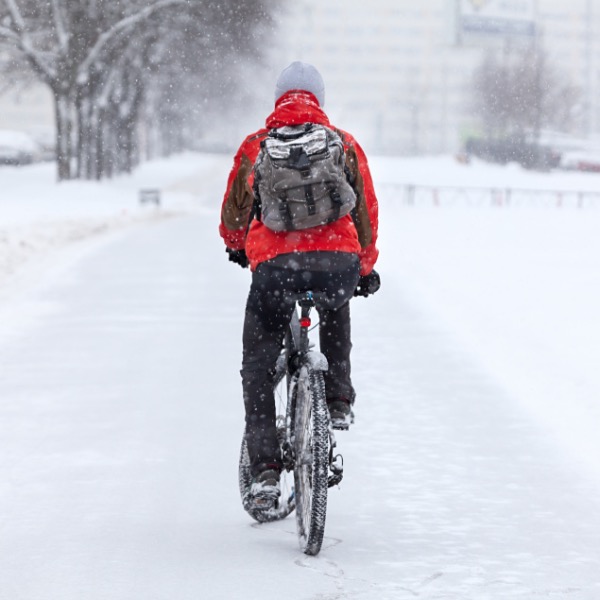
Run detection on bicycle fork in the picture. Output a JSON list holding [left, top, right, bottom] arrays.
[[295, 293, 345, 488]]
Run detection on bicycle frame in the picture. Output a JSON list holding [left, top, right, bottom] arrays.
[[283, 291, 343, 487], [238, 289, 344, 554], [286, 291, 329, 372]]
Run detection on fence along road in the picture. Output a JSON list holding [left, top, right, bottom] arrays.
[[378, 183, 600, 209]]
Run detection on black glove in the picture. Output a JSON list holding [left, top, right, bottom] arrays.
[[354, 269, 381, 297], [226, 248, 249, 269]]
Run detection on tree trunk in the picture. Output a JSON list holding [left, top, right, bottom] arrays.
[[77, 95, 93, 179], [54, 91, 74, 181], [95, 106, 106, 181]]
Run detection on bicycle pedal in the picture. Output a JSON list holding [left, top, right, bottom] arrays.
[[246, 490, 279, 511], [328, 453, 344, 487], [328, 472, 343, 487]]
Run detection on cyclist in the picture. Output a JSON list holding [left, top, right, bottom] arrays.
[[220, 62, 380, 509]]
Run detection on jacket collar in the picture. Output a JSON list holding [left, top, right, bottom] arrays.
[[265, 91, 331, 129]]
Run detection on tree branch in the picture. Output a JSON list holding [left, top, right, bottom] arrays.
[[16, 42, 57, 83], [77, 0, 191, 84], [0, 25, 20, 43], [0, 28, 57, 83], [3, 0, 27, 33], [0, 0, 59, 82], [50, 0, 70, 52]]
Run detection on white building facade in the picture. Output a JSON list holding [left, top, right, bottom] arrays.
[[275, 0, 600, 155], [1, 1, 598, 157]]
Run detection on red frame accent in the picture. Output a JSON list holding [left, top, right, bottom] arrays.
[[299, 317, 311, 328]]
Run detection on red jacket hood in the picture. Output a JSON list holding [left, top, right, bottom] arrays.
[[266, 91, 331, 129]]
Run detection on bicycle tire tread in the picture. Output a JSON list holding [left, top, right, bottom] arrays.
[[293, 367, 329, 555]]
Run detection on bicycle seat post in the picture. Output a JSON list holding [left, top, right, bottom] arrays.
[[298, 291, 315, 316], [297, 292, 315, 354]]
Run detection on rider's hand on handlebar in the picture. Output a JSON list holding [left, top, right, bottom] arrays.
[[226, 248, 249, 269], [354, 269, 381, 297]]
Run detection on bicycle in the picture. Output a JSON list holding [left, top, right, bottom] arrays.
[[238, 291, 344, 556]]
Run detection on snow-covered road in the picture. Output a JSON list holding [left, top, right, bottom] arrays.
[[1, 206, 599, 599]]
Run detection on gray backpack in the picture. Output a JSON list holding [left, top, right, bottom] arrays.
[[252, 123, 356, 232]]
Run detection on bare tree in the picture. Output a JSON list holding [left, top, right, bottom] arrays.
[[0, 0, 189, 179], [473, 47, 580, 143], [141, 0, 273, 158], [0, 0, 273, 180]]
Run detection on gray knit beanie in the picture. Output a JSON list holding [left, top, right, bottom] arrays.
[[274, 61, 325, 107]]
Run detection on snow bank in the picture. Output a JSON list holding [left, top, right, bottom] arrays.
[[0, 153, 224, 292]]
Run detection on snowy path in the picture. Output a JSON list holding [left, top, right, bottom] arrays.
[[1, 212, 600, 599]]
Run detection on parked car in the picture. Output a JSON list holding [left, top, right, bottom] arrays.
[[465, 137, 561, 171], [0, 130, 38, 166], [559, 151, 600, 173]]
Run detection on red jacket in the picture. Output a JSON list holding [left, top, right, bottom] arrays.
[[219, 91, 379, 275]]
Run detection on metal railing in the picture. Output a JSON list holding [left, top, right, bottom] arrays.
[[378, 183, 600, 209]]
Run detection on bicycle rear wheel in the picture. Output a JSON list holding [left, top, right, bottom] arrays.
[[291, 365, 329, 555], [238, 353, 295, 523]]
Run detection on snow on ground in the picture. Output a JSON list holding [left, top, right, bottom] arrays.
[[1, 153, 600, 598], [0, 153, 223, 296], [1, 151, 599, 482], [369, 156, 600, 482]]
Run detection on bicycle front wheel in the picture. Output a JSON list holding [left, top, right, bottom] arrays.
[[291, 365, 329, 555]]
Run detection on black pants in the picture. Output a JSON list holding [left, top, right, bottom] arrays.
[[241, 251, 360, 475]]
